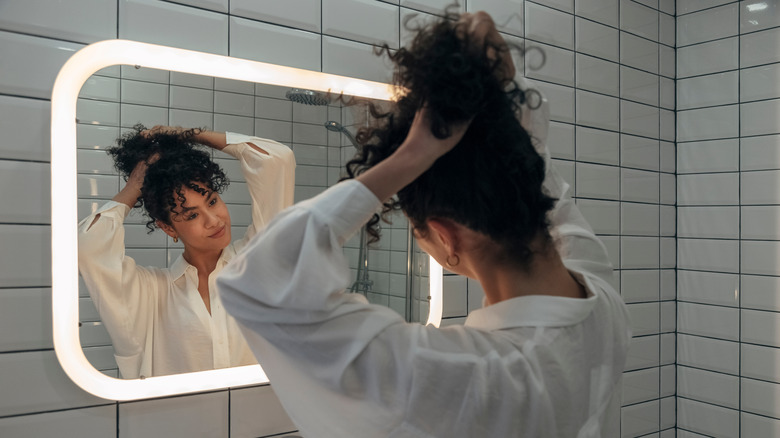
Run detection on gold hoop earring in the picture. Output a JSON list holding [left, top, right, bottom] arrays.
[[446, 254, 460, 268], [173, 236, 178, 243]]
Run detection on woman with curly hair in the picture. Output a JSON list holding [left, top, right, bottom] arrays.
[[218, 11, 630, 437], [78, 126, 295, 379]]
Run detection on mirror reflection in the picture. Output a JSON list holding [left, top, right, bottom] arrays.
[[75, 67, 430, 379]]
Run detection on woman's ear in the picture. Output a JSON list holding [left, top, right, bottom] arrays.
[[156, 220, 177, 239], [426, 218, 460, 254]]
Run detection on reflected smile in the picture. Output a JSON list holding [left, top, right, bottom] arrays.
[[209, 226, 226, 238]]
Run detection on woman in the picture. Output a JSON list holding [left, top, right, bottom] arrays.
[[78, 126, 295, 379], [217, 11, 630, 438]]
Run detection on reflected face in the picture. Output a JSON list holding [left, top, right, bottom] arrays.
[[164, 183, 232, 251]]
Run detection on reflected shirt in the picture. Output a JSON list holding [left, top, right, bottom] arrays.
[[77, 133, 295, 379], [217, 84, 633, 438]]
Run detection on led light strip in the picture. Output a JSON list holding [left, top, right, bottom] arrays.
[[51, 39, 442, 401]]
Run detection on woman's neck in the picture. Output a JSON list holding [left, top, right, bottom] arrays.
[[182, 247, 223, 276]]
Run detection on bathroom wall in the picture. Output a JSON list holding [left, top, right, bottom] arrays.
[[676, 1, 780, 436], [0, 0, 674, 436]]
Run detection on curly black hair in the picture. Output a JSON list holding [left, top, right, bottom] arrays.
[[343, 12, 556, 269], [106, 125, 229, 232]]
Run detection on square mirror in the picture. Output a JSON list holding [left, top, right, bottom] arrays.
[[52, 40, 443, 401]]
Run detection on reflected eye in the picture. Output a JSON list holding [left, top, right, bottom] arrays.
[[186, 213, 198, 221], [209, 197, 217, 206]]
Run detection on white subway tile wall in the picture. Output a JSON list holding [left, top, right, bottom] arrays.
[[0, 0, 683, 436]]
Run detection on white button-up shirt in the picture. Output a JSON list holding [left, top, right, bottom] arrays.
[[218, 86, 631, 438], [77, 133, 295, 379]]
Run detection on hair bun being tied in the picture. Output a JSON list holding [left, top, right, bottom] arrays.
[[106, 124, 204, 179]]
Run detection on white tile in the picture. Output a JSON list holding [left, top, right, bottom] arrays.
[[536, 82, 575, 123], [621, 400, 659, 438], [121, 80, 169, 109], [742, 412, 780, 438], [551, 159, 575, 193], [214, 78, 253, 95], [678, 238, 739, 273], [621, 67, 658, 106], [120, 391, 228, 437], [660, 236, 675, 268], [322, 36, 395, 83], [323, 0, 398, 48], [443, 275, 468, 318], [742, 343, 780, 383], [169, 85, 213, 112], [659, 0, 674, 14], [401, 0, 460, 15], [215, 114, 254, 137], [742, 99, 780, 137], [743, 241, 780, 277], [0, 288, 51, 352], [546, 122, 575, 160], [126, 66, 169, 84], [0, 161, 49, 224], [578, 199, 620, 235], [292, 144, 328, 167], [741, 64, 780, 104], [621, 236, 659, 269], [576, 126, 619, 165], [78, 149, 115, 175], [678, 366, 739, 409], [576, 54, 619, 96], [660, 396, 675, 431], [0, 31, 84, 99], [621, 101, 658, 139], [0, 225, 50, 287], [525, 2, 573, 49], [677, 0, 731, 14], [230, 385, 297, 437], [659, 45, 675, 79], [677, 334, 739, 374], [660, 332, 674, 366], [741, 0, 780, 33], [0, 350, 106, 417], [575, 0, 619, 27], [677, 37, 738, 78], [575, 162, 620, 200], [660, 78, 674, 111], [678, 206, 738, 239], [77, 99, 120, 126], [575, 17, 618, 62], [627, 302, 659, 336], [741, 26, 780, 68], [621, 168, 659, 203], [622, 368, 659, 406], [230, 17, 321, 71], [168, 109, 212, 131], [742, 170, 780, 204], [214, 91, 254, 117], [167, 0, 228, 12], [121, 104, 168, 129], [742, 206, 780, 240], [678, 71, 739, 111], [80, 76, 121, 101], [621, 269, 659, 303], [468, 0, 525, 37], [119, 0, 228, 55], [621, 202, 659, 236], [254, 96, 292, 122], [0, 404, 115, 437], [742, 378, 780, 419], [742, 308, 780, 348], [677, 105, 739, 142], [620, 32, 657, 74], [576, 90, 619, 131], [677, 3, 738, 47], [659, 109, 674, 142], [170, 72, 212, 89], [678, 302, 739, 341], [620, 0, 658, 41], [0, 96, 50, 161], [625, 335, 659, 371], [659, 205, 675, 237], [660, 299, 675, 331], [231, 0, 321, 32], [621, 134, 659, 171], [256, 119, 292, 144], [525, 43, 574, 87], [659, 12, 675, 47], [601, 235, 621, 269], [678, 398, 739, 438], [0, 0, 115, 43], [742, 274, 780, 313], [677, 139, 739, 174], [293, 122, 328, 145]]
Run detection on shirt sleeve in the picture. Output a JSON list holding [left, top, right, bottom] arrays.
[[220, 132, 296, 249], [77, 201, 157, 377], [518, 78, 615, 286]]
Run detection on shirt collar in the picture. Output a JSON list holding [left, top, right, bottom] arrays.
[[464, 270, 600, 331], [169, 244, 236, 281]]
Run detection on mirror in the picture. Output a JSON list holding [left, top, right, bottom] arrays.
[[52, 40, 442, 400]]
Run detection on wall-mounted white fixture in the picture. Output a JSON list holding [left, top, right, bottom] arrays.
[[51, 39, 443, 401]]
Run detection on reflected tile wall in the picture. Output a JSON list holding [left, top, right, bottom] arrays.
[[677, 2, 780, 436]]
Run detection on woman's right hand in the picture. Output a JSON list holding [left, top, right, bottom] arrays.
[[457, 11, 515, 86]]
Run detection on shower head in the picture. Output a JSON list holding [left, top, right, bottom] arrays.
[[324, 120, 359, 148], [285, 88, 330, 106]]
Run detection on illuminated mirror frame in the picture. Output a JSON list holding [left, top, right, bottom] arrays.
[[51, 39, 443, 401]]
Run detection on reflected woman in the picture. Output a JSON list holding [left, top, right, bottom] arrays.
[[78, 126, 295, 378]]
